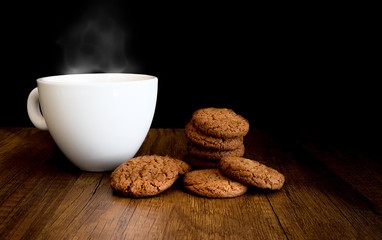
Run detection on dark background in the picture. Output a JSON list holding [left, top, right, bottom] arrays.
[[0, 1, 379, 149]]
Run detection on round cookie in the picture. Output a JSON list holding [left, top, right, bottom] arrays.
[[219, 157, 285, 190], [185, 122, 244, 150], [191, 108, 249, 138], [110, 155, 188, 197], [182, 168, 248, 198], [187, 142, 245, 160]]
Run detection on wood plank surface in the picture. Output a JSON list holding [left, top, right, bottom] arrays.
[[0, 127, 381, 239]]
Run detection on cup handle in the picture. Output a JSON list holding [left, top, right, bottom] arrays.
[[27, 88, 48, 130]]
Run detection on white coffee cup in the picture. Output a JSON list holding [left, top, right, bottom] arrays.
[[27, 73, 158, 172]]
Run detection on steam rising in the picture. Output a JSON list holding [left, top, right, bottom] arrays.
[[59, 8, 137, 74]]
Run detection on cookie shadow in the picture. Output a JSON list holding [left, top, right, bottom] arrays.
[[246, 186, 278, 195]]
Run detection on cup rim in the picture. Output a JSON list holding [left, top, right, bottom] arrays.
[[37, 73, 157, 85]]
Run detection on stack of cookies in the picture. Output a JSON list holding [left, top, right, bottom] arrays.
[[184, 108, 249, 168]]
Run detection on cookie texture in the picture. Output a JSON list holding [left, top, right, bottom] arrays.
[[185, 122, 244, 150], [219, 157, 285, 190], [191, 108, 249, 138], [187, 142, 245, 160], [183, 169, 248, 198], [110, 155, 189, 197], [166, 155, 192, 175]]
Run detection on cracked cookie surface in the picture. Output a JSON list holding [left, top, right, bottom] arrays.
[[191, 108, 249, 138], [182, 168, 248, 198], [219, 157, 285, 190], [110, 155, 190, 197]]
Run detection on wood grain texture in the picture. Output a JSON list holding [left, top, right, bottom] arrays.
[[0, 127, 381, 239]]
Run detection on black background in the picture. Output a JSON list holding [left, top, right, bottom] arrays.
[[0, 1, 379, 148]]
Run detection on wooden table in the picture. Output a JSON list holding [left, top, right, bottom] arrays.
[[1, 128, 381, 239]]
